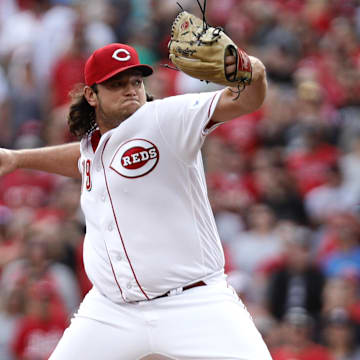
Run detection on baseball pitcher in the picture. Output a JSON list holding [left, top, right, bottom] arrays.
[[0, 3, 272, 359]]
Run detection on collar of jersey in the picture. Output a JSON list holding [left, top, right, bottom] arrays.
[[91, 130, 102, 152]]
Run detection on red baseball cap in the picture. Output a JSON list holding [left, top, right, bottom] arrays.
[[84, 43, 153, 86]]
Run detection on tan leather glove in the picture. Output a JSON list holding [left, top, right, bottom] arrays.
[[168, 10, 252, 88]]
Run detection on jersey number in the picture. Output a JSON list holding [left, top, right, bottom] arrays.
[[82, 159, 92, 191]]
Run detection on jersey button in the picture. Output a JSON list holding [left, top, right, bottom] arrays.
[[101, 193, 106, 202], [108, 223, 113, 231], [116, 254, 122, 261], [126, 282, 132, 289]]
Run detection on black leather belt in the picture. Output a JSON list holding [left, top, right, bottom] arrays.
[[153, 280, 206, 300]]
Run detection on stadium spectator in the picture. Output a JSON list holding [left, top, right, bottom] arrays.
[[321, 307, 360, 360], [0, 287, 25, 360], [266, 224, 325, 323], [271, 307, 333, 360], [229, 203, 283, 276], [304, 163, 360, 225], [320, 214, 360, 279], [11, 281, 68, 360], [285, 124, 340, 197], [0, 227, 80, 316], [321, 275, 360, 342]]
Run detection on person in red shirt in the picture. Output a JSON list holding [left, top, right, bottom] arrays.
[[50, 20, 87, 109], [12, 281, 68, 360], [271, 307, 333, 360], [286, 125, 339, 197]]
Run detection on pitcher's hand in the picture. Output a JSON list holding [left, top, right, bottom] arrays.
[[225, 55, 258, 82], [225, 55, 237, 80]]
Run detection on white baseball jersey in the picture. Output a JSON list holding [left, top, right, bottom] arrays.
[[79, 90, 225, 303]]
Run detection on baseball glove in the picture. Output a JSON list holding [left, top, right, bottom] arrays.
[[168, 1, 252, 91]]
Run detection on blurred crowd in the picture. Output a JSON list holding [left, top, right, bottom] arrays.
[[1, 0, 360, 359]]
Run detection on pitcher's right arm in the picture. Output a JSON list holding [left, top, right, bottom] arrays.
[[0, 142, 81, 179]]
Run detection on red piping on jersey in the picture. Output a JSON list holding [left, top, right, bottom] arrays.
[[205, 93, 218, 130], [101, 138, 150, 301], [103, 237, 126, 302]]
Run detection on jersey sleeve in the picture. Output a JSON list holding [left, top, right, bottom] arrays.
[[155, 90, 223, 164]]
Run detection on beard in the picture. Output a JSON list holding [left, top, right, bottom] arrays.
[[97, 100, 140, 130]]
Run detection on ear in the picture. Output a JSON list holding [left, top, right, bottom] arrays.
[[84, 86, 98, 107]]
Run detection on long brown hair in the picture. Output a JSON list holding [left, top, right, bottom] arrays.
[[67, 84, 154, 139], [67, 84, 97, 138]]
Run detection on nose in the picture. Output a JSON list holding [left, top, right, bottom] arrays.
[[124, 82, 138, 96]]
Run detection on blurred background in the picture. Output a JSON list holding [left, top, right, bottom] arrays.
[[1, 0, 360, 359]]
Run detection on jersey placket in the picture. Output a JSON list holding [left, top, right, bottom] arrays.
[[100, 138, 150, 302]]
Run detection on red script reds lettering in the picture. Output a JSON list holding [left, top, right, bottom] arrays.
[[110, 139, 159, 178]]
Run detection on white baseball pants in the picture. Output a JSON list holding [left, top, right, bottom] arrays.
[[49, 282, 272, 359]]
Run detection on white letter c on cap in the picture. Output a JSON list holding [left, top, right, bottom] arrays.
[[112, 49, 131, 62]]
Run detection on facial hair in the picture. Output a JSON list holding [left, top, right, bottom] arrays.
[[97, 97, 139, 131]]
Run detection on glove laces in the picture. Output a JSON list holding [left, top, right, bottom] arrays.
[[166, 0, 247, 100]]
